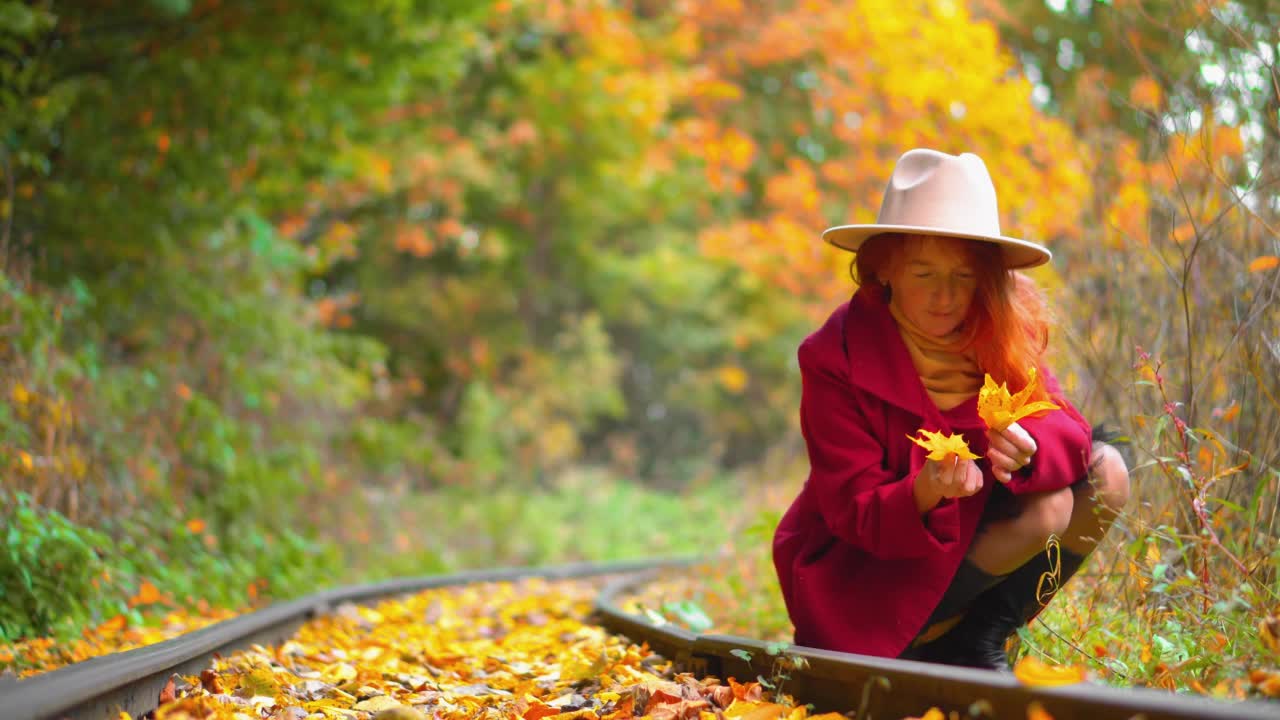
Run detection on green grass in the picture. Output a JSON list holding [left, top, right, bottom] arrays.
[[342, 468, 739, 577]]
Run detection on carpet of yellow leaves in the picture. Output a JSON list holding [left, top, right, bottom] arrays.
[[4, 575, 1064, 720], [140, 578, 868, 720], [1, 607, 241, 678]]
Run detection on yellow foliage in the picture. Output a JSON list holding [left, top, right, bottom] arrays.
[[536, 421, 580, 466], [716, 365, 749, 393], [674, 0, 1096, 303], [108, 580, 831, 720], [764, 161, 821, 214]]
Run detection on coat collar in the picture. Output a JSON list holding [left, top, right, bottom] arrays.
[[841, 285, 980, 429]]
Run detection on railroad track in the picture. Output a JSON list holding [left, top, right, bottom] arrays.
[[2, 560, 1275, 720]]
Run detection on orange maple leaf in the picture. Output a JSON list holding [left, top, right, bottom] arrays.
[[907, 429, 979, 461], [977, 367, 1061, 431]]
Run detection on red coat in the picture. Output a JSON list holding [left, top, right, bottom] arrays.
[[772, 284, 1092, 659]]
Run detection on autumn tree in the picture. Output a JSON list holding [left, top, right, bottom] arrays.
[[983, 0, 1278, 521], [300, 0, 1117, 486], [967, 0, 1280, 688], [1, 0, 492, 633]]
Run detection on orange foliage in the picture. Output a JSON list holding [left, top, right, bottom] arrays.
[[393, 224, 434, 257], [127, 580, 165, 608], [1129, 76, 1163, 112], [289, 0, 1101, 311], [665, 0, 1095, 302], [313, 292, 361, 329]]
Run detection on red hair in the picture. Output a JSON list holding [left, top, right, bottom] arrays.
[[851, 233, 1053, 402]]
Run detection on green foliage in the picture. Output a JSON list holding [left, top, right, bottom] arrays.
[[344, 415, 440, 482], [12, 1, 485, 278], [985, 0, 1278, 148], [0, 0, 504, 646], [0, 2, 66, 184], [0, 493, 112, 642], [321, 468, 733, 586], [0, 87, 404, 644], [112, 516, 342, 612], [456, 381, 512, 481], [0, 485, 343, 657], [424, 470, 734, 567]]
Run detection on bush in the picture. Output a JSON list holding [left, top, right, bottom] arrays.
[[0, 492, 113, 642]]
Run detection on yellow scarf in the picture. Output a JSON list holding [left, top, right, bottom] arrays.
[[889, 300, 983, 411]]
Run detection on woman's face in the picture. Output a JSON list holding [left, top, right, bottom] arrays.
[[886, 235, 979, 338]]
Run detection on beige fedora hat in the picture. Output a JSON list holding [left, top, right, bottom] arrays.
[[822, 149, 1051, 269]]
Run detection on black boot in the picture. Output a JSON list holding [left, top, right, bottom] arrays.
[[919, 546, 1087, 671], [899, 560, 1005, 662], [925, 559, 1006, 626]]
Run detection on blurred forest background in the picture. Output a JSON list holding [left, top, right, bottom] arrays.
[[2, 0, 1278, 693]]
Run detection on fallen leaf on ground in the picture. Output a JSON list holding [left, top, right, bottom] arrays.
[[1013, 656, 1087, 687]]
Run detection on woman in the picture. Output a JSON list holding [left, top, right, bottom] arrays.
[[771, 149, 1130, 670]]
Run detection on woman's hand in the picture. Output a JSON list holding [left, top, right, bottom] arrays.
[[913, 455, 982, 512], [987, 421, 1037, 483]]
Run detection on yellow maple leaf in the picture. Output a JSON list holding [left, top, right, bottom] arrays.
[[977, 367, 1061, 431], [907, 429, 979, 461], [1013, 656, 1087, 687]]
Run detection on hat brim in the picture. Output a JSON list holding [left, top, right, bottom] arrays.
[[822, 224, 1052, 270]]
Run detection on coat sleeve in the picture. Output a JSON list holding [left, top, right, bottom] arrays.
[[798, 337, 961, 559], [1006, 365, 1092, 495]]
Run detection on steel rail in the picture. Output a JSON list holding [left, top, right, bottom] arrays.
[[590, 570, 1280, 720], [1, 557, 695, 720]]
